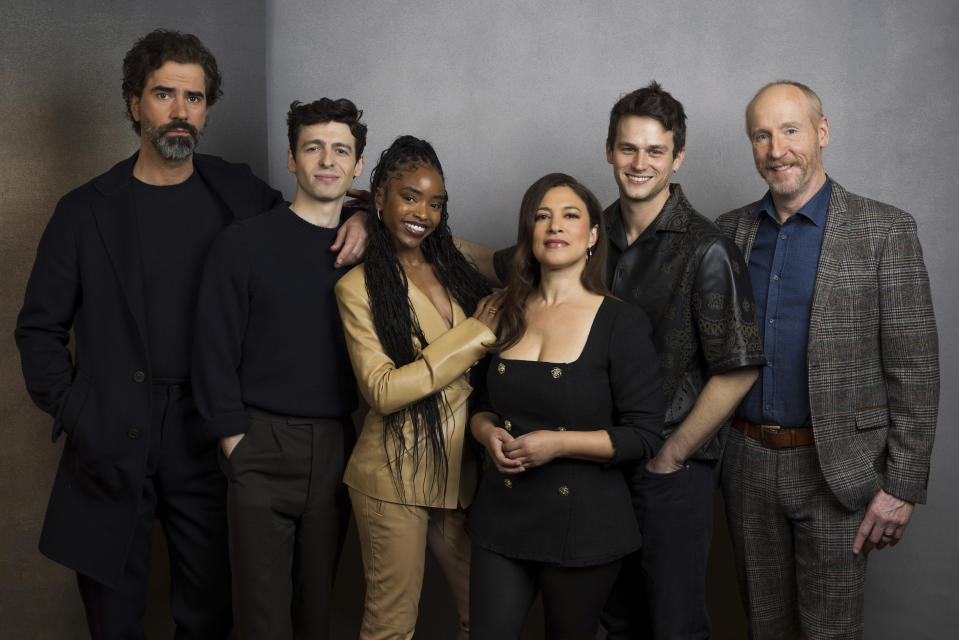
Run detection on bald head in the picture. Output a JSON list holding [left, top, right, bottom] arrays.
[[746, 81, 824, 136]]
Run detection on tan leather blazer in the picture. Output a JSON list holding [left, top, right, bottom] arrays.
[[334, 265, 494, 508]]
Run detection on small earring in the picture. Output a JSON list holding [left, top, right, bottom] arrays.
[[376, 209, 382, 221], [586, 246, 593, 263]]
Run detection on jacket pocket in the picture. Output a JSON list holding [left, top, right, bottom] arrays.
[[854, 404, 889, 431], [56, 371, 93, 438]]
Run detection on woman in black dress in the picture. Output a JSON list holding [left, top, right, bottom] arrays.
[[468, 173, 665, 639]]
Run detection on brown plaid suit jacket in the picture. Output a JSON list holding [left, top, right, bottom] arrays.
[[716, 180, 939, 511]]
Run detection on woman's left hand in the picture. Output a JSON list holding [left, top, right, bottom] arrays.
[[502, 430, 564, 469], [473, 291, 505, 333]]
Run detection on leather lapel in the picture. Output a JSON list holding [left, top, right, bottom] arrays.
[[807, 181, 848, 348], [407, 279, 458, 343]]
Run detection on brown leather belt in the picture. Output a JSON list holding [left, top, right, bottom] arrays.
[[731, 417, 814, 449]]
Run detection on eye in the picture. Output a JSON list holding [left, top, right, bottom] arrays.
[[336, 148, 349, 155], [431, 202, 442, 210], [188, 95, 203, 103], [786, 128, 798, 135], [564, 212, 580, 219], [649, 149, 663, 157], [156, 92, 169, 100], [534, 213, 549, 221], [754, 132, 769, 143]]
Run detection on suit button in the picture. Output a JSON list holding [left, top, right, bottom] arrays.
[[503, 419, 512, 432], [127, 428, 140, 439], [133, 370, 146, 383], [558, 485, 570, 497], [556, 426, 566, 431], [503, 478, 513, 489], [550, 367, 562, 379]]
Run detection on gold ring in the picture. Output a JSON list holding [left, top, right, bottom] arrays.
[[488, 306, 498, 316]]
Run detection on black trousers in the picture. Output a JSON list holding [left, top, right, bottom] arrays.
[[221, 407, 353, 640], [77, 382, 232, 640], [470, 544, 621, 640], [601, 460, 715, 640]]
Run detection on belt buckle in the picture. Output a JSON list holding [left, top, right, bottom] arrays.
[[759, 424, 780, 446]]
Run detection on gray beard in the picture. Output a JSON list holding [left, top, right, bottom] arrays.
[[144, 120, 201, 161], [154, 134, 197, 161]]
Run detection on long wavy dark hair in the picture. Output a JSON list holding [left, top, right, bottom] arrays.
[[491, 173, 610, 352], [364, 135, 490, 502]]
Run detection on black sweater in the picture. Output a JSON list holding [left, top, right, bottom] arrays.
[[192, 205, 357, 438]]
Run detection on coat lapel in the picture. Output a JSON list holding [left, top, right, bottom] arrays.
[[91, 154, 150, 349], [807, 181, 849, 348]]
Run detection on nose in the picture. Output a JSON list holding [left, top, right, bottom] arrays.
[[319, 147, 334, 167], [171, 94, 188, 120], [547, 214, 562, 232], [769, 133, 786, 158], [630, 151, 648, 171]]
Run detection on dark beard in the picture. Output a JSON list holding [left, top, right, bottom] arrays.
[[146, 119, 200, 161]]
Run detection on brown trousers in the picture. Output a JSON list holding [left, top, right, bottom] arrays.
[[350, 488, 471, 640]]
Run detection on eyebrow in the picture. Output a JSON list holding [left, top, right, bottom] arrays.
[[150, 85, 205, 98], [301, 139, 354, 152]]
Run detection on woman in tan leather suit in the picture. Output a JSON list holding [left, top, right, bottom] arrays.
[[334, 136, 498, 640]]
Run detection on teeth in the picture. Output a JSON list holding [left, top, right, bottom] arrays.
[[404, 222, 426, 232]]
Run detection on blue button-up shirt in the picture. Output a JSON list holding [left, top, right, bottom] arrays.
[[739, 180, 831, 427]]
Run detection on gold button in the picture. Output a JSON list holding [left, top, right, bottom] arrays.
[[503, 419, 512, 432], [497, 362, 506, 374], [503, 478, 513, 489], [550, 367, 562, 379], [558, 486, 570, 497], [557, 426, 566, 431]]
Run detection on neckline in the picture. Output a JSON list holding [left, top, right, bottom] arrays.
[[405, 273, 457, 330], [497, 296, 610, 366]]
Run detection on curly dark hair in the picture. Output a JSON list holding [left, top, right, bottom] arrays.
[[286, 98, 367, 157], [492, 173, 610, 352], [122, 29, 223, 134], [606, 81, 687, 156], [364, 135, 489, 502]]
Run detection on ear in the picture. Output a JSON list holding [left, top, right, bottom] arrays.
[[671, 147, 686, 173], [605, 142, 614, 165], [589, 224, 599, 248], [353, 155, 364, 179], [818, 116, 830, 149], [287, 149, 296, 174], [129, 94, 141, 123], [373, 184, 386, 212]]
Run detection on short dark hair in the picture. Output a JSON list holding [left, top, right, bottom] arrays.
[[606, 81, 687, 156], [286, 98, 367, 157], [122, 29, 222, 134]]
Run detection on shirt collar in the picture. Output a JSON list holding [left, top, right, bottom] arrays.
[[753, 177, 832, 226], [606, 183, 688, 249]]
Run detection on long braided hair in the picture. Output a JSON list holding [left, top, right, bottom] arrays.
[[364, 135, 490, 502]]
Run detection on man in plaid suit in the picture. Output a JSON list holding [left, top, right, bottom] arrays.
[[716, 81, 939, 639]]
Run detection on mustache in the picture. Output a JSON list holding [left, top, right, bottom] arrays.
[[157, 119, 199, 138]]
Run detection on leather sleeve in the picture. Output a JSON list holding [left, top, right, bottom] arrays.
[[693, 237, 766, 374], [335, 272, 494, 416]]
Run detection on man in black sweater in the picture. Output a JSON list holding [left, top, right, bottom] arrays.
[[192, 98, 367, 639]]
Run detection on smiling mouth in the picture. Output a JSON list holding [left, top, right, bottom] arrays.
[[402, 221, 429, 236], [544, 240, 568, 248], [626, 174, 653, 184]]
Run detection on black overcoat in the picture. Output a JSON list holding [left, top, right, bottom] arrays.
[[14, 152, 282, 586]]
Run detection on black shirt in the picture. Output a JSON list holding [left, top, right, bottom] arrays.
[[192, 205, 357, 438], [133, 172, 230, 379], [467, 298, 664, 566], [604, 184, 765, 457]]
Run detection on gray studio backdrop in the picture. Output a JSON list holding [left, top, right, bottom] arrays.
[[2, 0, 956, 638]]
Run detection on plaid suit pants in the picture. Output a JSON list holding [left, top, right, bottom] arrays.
[[721, 427, 868, 639]]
